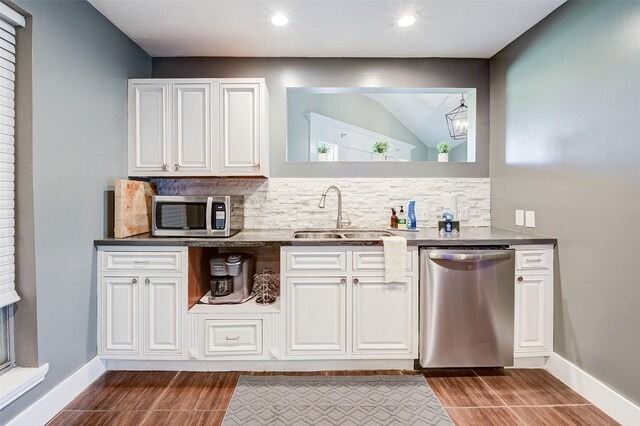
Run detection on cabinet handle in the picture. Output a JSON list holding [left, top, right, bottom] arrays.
[[145, 278, 150, 284], [353, 278, 359, 285], [162, 163, 168, 171], [517, 276, 524, 282], [225, 336, 240, 341], [253, 162, 260, 169], [174, 163, 180, 171], [131, 278, 137, 284], [340, 278, 346, 285]]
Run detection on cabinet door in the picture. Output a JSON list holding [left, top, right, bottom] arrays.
[[286, 277, 346, 355], [218, 83, 262, 175], [129, 82, 170, 175], [102, 276, 139, 355], [352, 276, 414, 355], [515, 273, 550, 356], [173, 83, 211, 174], [143, 276, 183, 356]]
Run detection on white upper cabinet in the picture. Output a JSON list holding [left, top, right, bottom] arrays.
[[219, 83, 264, 175], [173, 83, 211, 174], [128, 78, 268, 177], [129, 82, 169, 174]]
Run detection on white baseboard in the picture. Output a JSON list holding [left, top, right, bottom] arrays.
[[7, 356, 106, 426], [546, 353, 640, 426], [105, 358, 415, 372]]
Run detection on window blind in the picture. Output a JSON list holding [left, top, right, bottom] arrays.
[[0, 2, 24, 309]]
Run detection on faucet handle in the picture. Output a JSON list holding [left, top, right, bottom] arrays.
[[340, 211, 352, 228]]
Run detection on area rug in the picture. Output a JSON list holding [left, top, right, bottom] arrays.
[[222, 375, 453, 426]]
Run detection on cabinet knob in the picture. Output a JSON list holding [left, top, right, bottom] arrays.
[[174, 163, 180, 171], [132, 278, 137, 284], [162, 163, 168, 171], [340, 278, 346, 285], [253, 162, 260, 170], [353, 278, 359, 285], [145, 278, 150, 284], [517, 276, 524, 282]]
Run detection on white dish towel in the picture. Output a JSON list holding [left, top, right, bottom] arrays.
[[381, 236, 407, 283]]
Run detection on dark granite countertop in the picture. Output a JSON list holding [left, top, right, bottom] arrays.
[[94, 227, 556, 247]]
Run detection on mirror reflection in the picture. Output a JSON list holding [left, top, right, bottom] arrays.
[[286, 87, 476, 163]]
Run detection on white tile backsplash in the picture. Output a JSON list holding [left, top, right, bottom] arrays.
[[153, 178, 491, 229]]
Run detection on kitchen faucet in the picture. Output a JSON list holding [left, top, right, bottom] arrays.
[[318, 185, 350, 229]]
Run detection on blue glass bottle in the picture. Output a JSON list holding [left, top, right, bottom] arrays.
[[407, 200, 417, 230]]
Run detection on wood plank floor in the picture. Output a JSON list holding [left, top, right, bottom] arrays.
[[48, 369, 618, 425]]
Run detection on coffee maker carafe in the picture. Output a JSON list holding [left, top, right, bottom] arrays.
[[209, 253, 254, 304]]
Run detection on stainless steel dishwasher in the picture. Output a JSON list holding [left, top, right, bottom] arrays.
[[419, 247, 515, 368]]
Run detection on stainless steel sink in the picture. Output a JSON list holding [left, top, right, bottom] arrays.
[[292, 229, 394, 240], [342, 231, 395, 239], [292, 231, 344, 239]]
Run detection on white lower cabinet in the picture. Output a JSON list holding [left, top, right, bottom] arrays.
[[203, 319, 263, 356], [352, 276, 414, 355], [189, 309, 278, 360], [144, 276, 183, 355], [286, 276, 346, 355], [103, 276, 139, 355], [98, 248, 188, 359], [513, 247, 554, 358], [281, 246, 418, 360]]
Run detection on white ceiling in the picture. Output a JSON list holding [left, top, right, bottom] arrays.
[[365, 92, 466, 149], [88, 0, 566, 58]]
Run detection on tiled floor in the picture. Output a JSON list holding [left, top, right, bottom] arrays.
[[48, 369, 618, 425]]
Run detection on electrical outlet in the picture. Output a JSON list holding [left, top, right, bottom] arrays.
[[459, 207, 469, 221], [515, 210, 524, 226], [525, 210, 536, 228]]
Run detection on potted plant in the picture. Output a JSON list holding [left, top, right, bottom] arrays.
[[437, 141, 450, 162], [372, 140, 389, 161], [317, 144, 329, 161]]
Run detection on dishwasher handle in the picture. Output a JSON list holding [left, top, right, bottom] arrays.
[[429, 252, 512, 262]]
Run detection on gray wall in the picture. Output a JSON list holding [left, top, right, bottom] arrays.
[[153, 57, 489, 177], [449, 142, 468, 162], [3, 1, 151, 423], [287, 92, 430, 161], [490, 1, 640, 404]]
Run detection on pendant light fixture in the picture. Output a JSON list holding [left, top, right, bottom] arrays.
[[445, 94, 469, 140]]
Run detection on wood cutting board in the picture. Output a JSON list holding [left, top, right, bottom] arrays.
[[114, 179, 157, 238]]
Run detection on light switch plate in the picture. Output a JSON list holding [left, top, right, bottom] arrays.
[[459, 207, 469, 221], [515, 210, 524, 226], [525, 210, 536, 228]]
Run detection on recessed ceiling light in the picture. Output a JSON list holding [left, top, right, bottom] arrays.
[[397, 12, 419, 27], [270, 12, 289, 27]]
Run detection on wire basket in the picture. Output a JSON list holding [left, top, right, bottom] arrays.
[[252, 268, 280, 305]]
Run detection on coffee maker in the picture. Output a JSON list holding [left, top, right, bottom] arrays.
[[209, 253, 254, 304]]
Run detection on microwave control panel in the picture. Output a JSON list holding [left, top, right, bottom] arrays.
[[213, 203, 226, 230]]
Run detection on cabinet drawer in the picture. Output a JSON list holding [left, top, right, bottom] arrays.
[[102, 251, 182, 272], [286, 251, 347, 271], [352, 251, 412, 271], [204, 319, 262, 355], [516, 250, 549, 271]]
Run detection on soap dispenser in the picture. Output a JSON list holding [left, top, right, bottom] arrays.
[[390, 208, 398, 229], [397, 206, 407, 230]]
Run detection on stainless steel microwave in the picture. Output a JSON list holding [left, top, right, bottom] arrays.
[[152, 195, 243, 237]]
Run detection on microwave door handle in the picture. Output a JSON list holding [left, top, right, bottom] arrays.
[[206, 197, 213, 235]]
